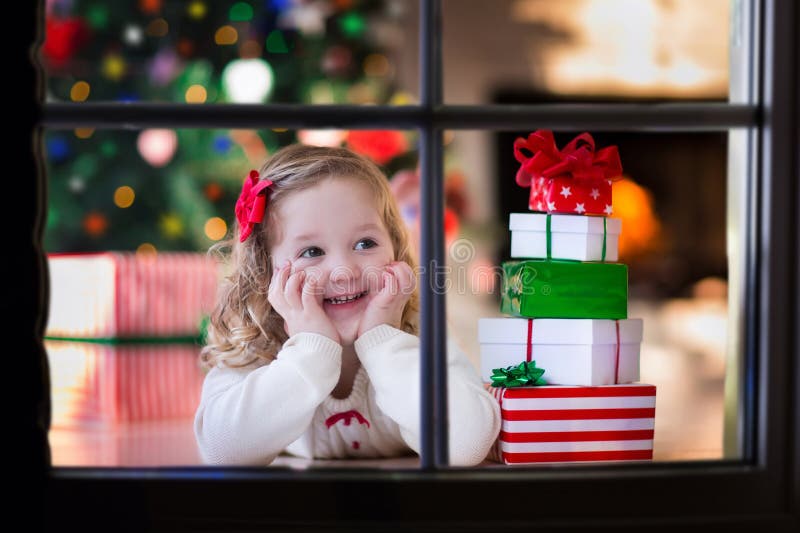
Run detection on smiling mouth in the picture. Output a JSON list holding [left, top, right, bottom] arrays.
[[324, 291, 368, 305]]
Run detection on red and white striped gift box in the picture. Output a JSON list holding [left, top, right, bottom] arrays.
[[46, 252, 220, 339], [486, 384, 656, 464], [46, 340, 205, 428]]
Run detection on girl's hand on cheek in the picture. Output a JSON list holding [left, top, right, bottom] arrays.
[[268, 260, 341, 345], [357, 261, 415, 338]]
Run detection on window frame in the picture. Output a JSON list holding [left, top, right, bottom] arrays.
[[31, 0, 798, 529]]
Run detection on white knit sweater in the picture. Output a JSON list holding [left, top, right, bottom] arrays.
[[194, 324, 501, 466]]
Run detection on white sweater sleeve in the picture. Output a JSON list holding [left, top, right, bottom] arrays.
[[194, 332, 342, 465], [354, 325, 501, 466]]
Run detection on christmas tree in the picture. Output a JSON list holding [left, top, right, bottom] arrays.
[[41, 0, 435, 253]]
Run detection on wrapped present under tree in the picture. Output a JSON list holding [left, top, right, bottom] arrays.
[[46, 340, 204, 428], [47, 252, 219, 340]]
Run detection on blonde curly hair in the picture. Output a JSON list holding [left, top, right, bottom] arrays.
[[200, 144, 420, 370]]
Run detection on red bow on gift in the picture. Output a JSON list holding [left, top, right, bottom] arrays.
[[514, 130, 623, 186], [235, 169, 274, 242]]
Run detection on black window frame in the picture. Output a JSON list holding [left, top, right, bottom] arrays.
[[28, 0, 798, 530]]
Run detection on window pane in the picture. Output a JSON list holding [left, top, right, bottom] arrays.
[[445, 130, 741, 464], [41, 0, 417, 105], [44, 126, 748, 466], [43, 127, 421, 467], [437, 0, 730, 103]]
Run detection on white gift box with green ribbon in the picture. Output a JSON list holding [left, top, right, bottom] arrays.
[[478, 317, 643, 386], [509, 213, 622, 262]]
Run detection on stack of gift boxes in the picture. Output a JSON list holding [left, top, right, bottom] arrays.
[[46, 252, 218, 429], [480, 130, 657, 465]]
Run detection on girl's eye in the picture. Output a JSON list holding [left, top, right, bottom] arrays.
[[299, 247, 324, 258], [299, 239, 376, 258], [355, 238, 377, 251]]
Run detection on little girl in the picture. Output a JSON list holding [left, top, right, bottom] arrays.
[[194, 144, 500, 466]]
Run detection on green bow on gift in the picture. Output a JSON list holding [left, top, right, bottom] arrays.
[[490, 361, 546, 387]]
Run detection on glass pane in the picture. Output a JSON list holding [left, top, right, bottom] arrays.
[[40, 0, 418, 105], [43, 128, 422, 467], [438, 0, 730, 103], [445, 129, 739, 464]]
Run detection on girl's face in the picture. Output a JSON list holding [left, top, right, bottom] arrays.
[[270, 177, 395, 345]]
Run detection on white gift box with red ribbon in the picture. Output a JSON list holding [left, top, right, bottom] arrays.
[[46, 252, 219, 339], [46, 340, 204, 428], [486, 384, 656, 464], [479, 317, 643, 386], [509, 212, 621, 262]]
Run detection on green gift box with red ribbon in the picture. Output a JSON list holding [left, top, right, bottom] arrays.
[[500, 260, 628, 319]]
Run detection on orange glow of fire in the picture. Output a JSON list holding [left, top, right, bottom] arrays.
[[612, 177, 661, 259]]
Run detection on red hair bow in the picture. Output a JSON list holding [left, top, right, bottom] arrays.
[[514, 130, 623, 186], [235, 170, 273, 242]]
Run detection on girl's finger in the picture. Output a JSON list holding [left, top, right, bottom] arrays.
[[312, 272, 327, 304], [276, 262, 291, 291], [268, 265, 287, 310], [376, 270, 395, 305], [382, 264, 400, 291], [301, 275, 320, 309], [267, 288, 283, 314], [269, 263, 283, 287], [387, 268, 399, 297], [395, 262, 416, 294], [285, 270, 305, 308]]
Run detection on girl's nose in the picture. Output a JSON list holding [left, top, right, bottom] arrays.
[[328, 261, 363, 291]]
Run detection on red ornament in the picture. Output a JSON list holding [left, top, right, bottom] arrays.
[[83, 212, 108, 237], [139, 0, 163, 14], [445, 171, 468, 217], [346, 130, 408, 165], [42, 17, 91, 69], [334, 0, 355, 10], [444, 208, 459, 244], [177, 38, 195, 58], [204, 183, 223, 202], [321, 45, 353, 77]]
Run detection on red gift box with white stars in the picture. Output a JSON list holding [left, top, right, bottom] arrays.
[[527, 175, 614, 216], [515, 130, 622, 216]]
